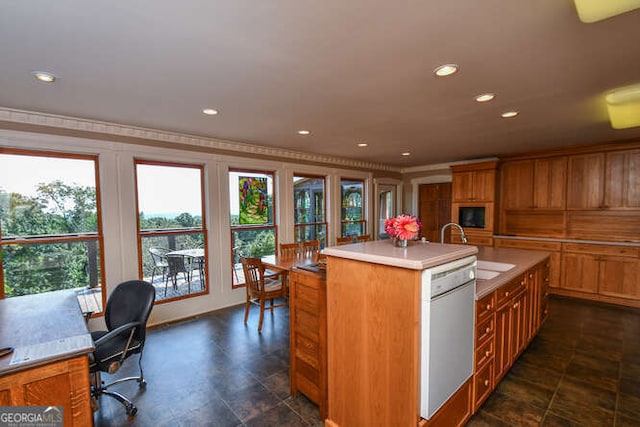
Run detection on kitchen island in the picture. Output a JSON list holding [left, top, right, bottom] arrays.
[[321, 241, 550, 427]]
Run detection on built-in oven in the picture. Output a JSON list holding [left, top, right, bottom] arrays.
[[420, 255, 476, 419]]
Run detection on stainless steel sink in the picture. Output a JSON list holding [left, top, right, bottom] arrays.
[[476, 260, 516, 272]]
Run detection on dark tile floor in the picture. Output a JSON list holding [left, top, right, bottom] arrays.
[[93, 296, 640, 426]]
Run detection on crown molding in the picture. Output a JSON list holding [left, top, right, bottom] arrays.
[[399, 156, 500, 174], [0, 107, 399, 173]]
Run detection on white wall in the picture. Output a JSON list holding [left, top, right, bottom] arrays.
[[0, 129, 372, 327]]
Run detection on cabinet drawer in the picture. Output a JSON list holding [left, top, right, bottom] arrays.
[[475, 337, 494, 369], [475, 316, 494, 346], [562, 242, 639, 258], [495, 238, 562, 252], [473, 361, 494, 411], [476, 293, 495, 322], [496, 276, 525, 307]]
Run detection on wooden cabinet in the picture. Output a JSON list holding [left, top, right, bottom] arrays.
[[501, 157, 566, 210], [0, 356, 92, 426], [605, 149, 640, 209], [451, 161, 498, 247], [567, 153, 605, 209], [561, 243, 640, 301], [473, 260, 548, 415], [289, 269, 327, 419], [451, 161, 498, 203]]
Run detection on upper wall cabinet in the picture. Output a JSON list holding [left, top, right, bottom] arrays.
[[567, 153, 605, 209], [501, 157, 566, 210], [604, 149, 640, 209], [451, 161, 497, 202], [567, 149, 640, 210]]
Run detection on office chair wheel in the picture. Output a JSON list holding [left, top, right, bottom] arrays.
[[125, 403, 137, 417], [138, 379, 147, 389]]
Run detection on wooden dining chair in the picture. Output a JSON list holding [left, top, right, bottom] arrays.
[[279, 242, 301, 258], [336, 236, 355, 246], [301, 240, 320, 258], [241, 257, 288, 333], [356, 235, 371, 243]]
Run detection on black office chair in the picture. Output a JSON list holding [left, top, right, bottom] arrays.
[[89, 280, 155, 416]]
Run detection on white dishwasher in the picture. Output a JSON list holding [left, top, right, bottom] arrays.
[[420, 255, 476, 419]]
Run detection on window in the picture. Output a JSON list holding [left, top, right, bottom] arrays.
[[340, 179, 366, 238], [229, 169, 276, 287], [135, 160, 207, 302], [0, 149, 105, 314], [294, 175, 326, 248]]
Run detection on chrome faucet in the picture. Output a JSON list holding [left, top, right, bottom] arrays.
[[440, 222, 467, 244]]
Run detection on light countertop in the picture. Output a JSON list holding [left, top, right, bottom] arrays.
[[474, 246, 550, 299], [0, 290, 94, 375], [323, 239, 478, 270]]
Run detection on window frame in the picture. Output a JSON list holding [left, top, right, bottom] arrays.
[[293, 173, 327, 247], [0, 147, 107, 313], [340, 177, 367, 238], [229, 168, 277, 288], [134, 159, 208, 304]]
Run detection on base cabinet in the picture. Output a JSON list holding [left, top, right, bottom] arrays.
[[289, 269, 327, 419], [472, 260, 549, 413], [0, 356, 92, 427]]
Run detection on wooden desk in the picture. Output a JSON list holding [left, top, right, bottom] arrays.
[[261, 253, 318, 272], [0, 290, 94, 426]]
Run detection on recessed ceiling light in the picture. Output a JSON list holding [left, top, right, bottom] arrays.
[[606, 83, 640, 129], [501, 111, 519, 118], [297, 130, 311, 135], [475, 93, 495, 103], [202, 108, 218, 115], [32, 71, 56, 83], [433, 64, 459, 77], [401, 152, 411, 156], [573, 0, 640, 23], [357, 143, 368, 147]]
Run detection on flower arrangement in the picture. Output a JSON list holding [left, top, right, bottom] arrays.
[[384, 214, 422, 241]]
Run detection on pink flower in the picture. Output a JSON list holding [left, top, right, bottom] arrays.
[[394, 214, 420, 240], [384, 218, 398, 238], [385, 214, 421, 240]]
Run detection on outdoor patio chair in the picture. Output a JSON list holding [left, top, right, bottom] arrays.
[[165, 254, 191, 296], [148, 247, 169, 285]]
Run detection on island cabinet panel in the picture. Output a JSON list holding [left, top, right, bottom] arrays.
[[326, 257, 421, 427], [0, 355, 92, 427], [473, 260, 548, 415], [289, 269, 327, 419]]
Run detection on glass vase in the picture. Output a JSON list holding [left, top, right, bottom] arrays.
[[394, 238, 408, 248]]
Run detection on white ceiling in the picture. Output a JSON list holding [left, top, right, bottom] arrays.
[[1, 1, 640, 167]]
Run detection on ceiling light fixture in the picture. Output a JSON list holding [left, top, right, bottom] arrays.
[[32, 71, 56, 83], [475, 93, 495, 103], [357, 143, 368, 147], [202, 108, 218, 115], [401, 152, 411, 156], [433, 64, 459, 77], [606, 83, 640, 129], [501, 111, 519, 118], [297, 130, 311, 135], [573, 0, 640, 23]]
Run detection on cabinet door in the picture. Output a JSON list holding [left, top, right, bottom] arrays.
[[598, 256, 640, 300], [501, 160, 533, 209], [567, 153, 605, 209], [534, 157, 566, 209], [473, 169, 496, 202], [605, 149, 640, 208], [452, 172, 474, 202], [510, 291, 527, 360], [493, 303, 511, 383], [561, 253, 599, 293]]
